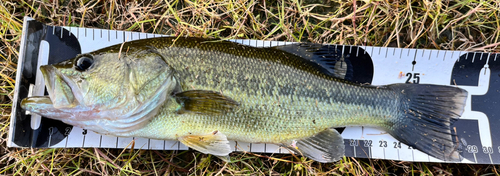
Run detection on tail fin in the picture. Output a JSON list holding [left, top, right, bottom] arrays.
[[386, 84, 467, 161]]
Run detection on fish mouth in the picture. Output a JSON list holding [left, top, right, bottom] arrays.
[[39, 65, 79, 109], [39, 65, 55, 97]]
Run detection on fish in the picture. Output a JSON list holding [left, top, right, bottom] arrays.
[[21, 37, 468, 163]]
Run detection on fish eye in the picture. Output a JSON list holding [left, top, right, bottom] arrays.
[[75, 55, 94, 71]]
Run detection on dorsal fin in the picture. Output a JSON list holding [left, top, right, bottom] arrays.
[[273, 43, 373, 84]]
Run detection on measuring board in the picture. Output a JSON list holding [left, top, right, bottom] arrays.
[[8, 17, 500, 164]]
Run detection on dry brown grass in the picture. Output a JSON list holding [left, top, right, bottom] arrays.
[[1, 0, 500, 175]]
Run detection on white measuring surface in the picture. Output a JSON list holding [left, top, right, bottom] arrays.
[[9, 17, 500, 164]]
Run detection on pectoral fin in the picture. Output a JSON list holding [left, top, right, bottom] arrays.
[[282, 128, 345, 163], [174, 90, 239, 115], [178, 131, 232, 157]]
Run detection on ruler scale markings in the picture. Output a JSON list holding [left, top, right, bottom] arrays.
[[398, 143, 413, 161], [65, 136, 68, 148], [353, 140, 356, 157], [250, 142, 265, 153], [135, 138, 149, 150], [383, 147, 385, 160], [342, 45, 345, 57], [48, 129, 52, 146], [399, 48, 403, 59], [412, 149, 415, 162], [397, 148, 399, 160], [13, 22, 500, 164], [235, 142, 251, 152], [474, 153, 478, 163], [84, 131, 102, 147], [490, 153, 494, 164], [255, 39, 262, 48], [453, 50, 493, 164], [369, 137, 383, 159], [164, 140, 177, 150], [472, 52, 477, 63], [60, 26, 63, 38], [99, 29, 124, 148], [356, 46, 360, 57], [70, 27, 102, 147], [385, 47, 388, 58], [64, 127, 84, 148], [354, 139, 369, 158], [370, 46, 374, 57], [384, 47, 388, 58], [487, 52, 492, 63], [266, 144, 280, 154], [352, 139, 358, 157], [459, 51, 464, 61], [412, 49, 419, 71], [68, 26, 71, 37], [465, 52, 471, 61], [369, 145, 371, 158], [393, 48, 402, 61], [82, 132, 86, 147]]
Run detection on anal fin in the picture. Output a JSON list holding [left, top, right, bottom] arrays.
[[282, 128, 345, 163]]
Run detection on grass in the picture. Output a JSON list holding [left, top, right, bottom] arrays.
[[1, 0, 500, 175]]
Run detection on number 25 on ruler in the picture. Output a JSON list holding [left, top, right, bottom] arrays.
[[406, 73, 420, 84]]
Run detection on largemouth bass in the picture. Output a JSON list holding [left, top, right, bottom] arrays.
[[22, 37, 467, 162]]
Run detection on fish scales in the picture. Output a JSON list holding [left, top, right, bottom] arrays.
[[129, 38, 397, 143]]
